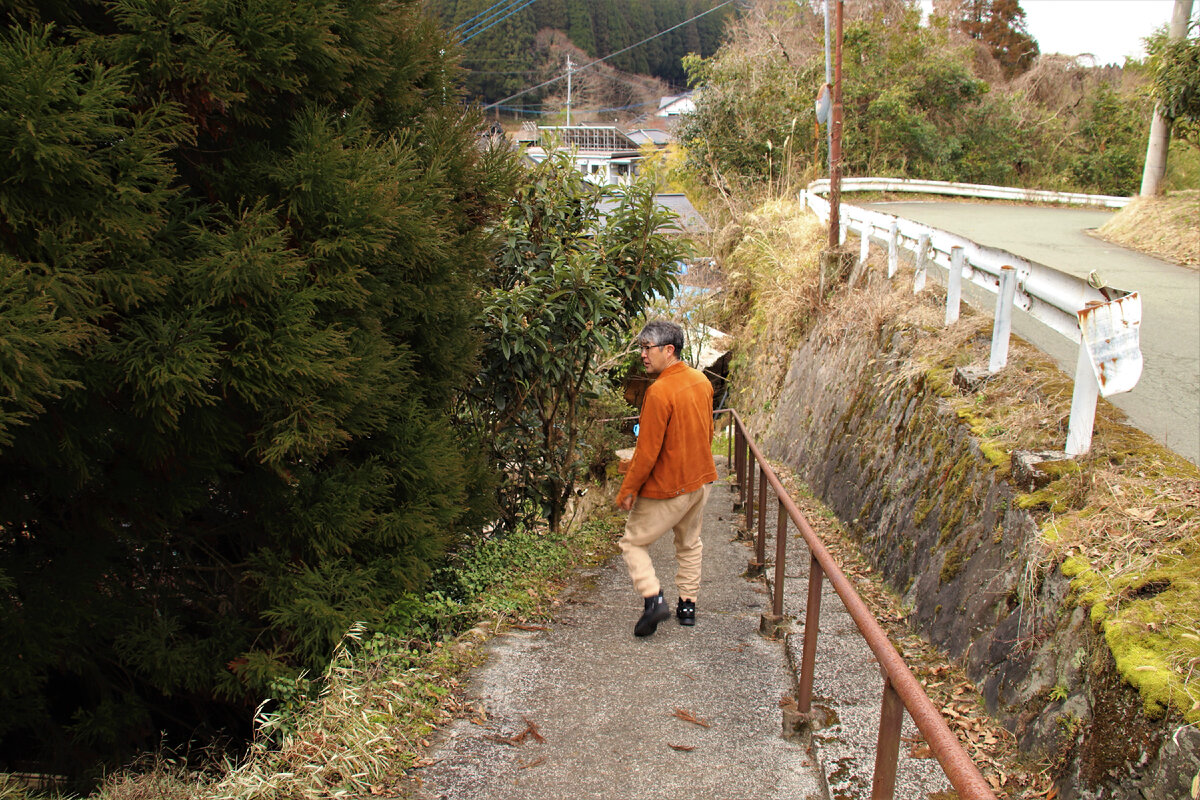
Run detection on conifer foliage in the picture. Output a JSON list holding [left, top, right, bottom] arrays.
[[0, 0, 514, 773]]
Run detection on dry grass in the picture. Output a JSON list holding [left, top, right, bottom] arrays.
[[1095, 190, 1200, 267]]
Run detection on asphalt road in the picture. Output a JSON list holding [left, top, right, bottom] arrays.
[[867, 201, 1200, 466]]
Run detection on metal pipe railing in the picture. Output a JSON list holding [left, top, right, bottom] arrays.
[[721, 407, 997, 800]]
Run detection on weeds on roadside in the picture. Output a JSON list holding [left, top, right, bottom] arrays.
[[65, 514, 619, 800]]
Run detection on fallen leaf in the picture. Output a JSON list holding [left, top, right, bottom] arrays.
[[673, 708, 711, 728], [909, 743, 933, 758], [668, 743, 696, 752], [1123, 507, 1156, 522], [520, 757, 545, 769], [490, 717, 545, 746]]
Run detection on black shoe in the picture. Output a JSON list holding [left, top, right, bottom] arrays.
[[634, 591, 671, 637], [677, 598, 696, 626]]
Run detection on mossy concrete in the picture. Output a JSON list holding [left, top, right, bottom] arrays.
[[729, 277, 1196, 800]]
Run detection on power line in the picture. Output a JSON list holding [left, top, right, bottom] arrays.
[[482, 0, 737, 111], [460, 0, 540, 43], [454, 0, 521, 33]]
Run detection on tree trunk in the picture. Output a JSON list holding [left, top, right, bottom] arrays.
[[1140, 0, 1195, 196]]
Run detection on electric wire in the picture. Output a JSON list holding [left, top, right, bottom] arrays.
[[454, 0, 522, 33], [458, 0, 527, 38], [482, 0, 736, 110], [460, 0, 540, 42]]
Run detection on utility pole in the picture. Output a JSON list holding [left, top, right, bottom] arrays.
[[566, 54, 573, 126], [823, 0, 833, 175], [1140, 0, 1194, 196], [828, 0, 844, 251]]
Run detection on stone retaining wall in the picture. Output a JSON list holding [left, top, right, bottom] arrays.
[[729, 280, 1197, 800]]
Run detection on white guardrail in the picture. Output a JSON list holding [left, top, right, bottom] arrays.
[[801, 178, 1142, 457]]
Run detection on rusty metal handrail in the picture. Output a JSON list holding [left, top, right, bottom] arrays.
[[721, 408, 997, 800]]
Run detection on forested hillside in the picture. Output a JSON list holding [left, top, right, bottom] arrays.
[[677, 0, 1193, 199], [428, 0, 729, 109]]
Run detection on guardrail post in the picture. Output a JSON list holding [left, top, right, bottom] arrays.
[[839, 220, 847, 246], [913, 233, 930, 293], [988, 265, 1017, 373], [945, 247, 964, 325], [797, 553, 823, 714], [871, 675, 904, 800], [1065, 338, 1100, 456], [772, 498, 787, 618], [887, 221, 899, 279]]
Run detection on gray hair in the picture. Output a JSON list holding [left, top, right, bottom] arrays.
[[638, 320, 684, 359]]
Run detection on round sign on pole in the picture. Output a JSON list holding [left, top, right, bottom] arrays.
[[814, 83, 831, 125]]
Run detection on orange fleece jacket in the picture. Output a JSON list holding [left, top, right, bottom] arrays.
[[617, 360, 717, 503]]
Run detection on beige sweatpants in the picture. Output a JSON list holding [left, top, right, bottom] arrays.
[[619, 484, 711, 600]]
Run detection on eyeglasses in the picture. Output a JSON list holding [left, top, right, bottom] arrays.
[[639, 343, 665, 352]]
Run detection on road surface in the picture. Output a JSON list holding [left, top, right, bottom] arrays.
[[867, 201, 1199, 466]]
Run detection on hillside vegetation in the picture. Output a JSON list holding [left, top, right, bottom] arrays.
[[678, 0, 1182, 203], [429, 0, 729, 108]]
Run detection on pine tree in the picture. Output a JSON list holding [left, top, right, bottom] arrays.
[[0, 0, 515, 775]]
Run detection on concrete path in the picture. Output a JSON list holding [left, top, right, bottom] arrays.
[[867, 201, 1200, 465], [413, 465, 957, 800], [413, 467, 826, 800]]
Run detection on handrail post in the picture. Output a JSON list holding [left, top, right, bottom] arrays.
[[772, 497, 787, 618], [871, 675, 904, 800], [733, 424, 744, 505], [797, 553, 823, 713], [745, 458, 756, 534], [754, 471, 768, 568], [756, 466, 767, 554], [725, 411, 732, 469]]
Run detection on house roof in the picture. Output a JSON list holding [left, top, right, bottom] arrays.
[[626, 128, 673, 146], [536, 125, 640, 151]]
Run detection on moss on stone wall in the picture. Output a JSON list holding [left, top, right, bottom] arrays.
[[718, 201, 1200, 795]]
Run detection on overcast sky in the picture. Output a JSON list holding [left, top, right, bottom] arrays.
[[1021, 0, 1186, 65], [917, 0, 1192, 66]]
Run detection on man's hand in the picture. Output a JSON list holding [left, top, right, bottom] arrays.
[[618, 493, 634, 511]]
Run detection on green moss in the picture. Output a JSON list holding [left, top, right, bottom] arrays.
[[913, 496, 934, 525], [1062, 548, 1200, 725], [978, 440, 1009, 471], [1060, 556, 1089, 578], [940, 545, 964, 584]]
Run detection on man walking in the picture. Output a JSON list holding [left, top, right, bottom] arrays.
[[616, 320, 718, 637]]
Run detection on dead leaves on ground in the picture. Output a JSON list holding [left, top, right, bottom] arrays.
[[489, 717, 545, 746], [673, 708, 711, 728]]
